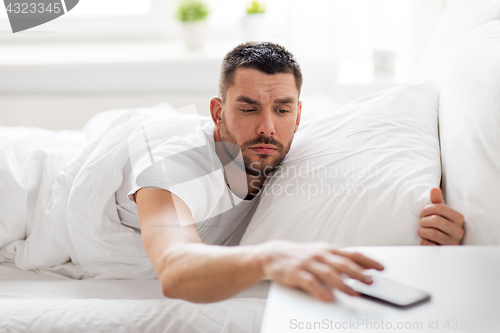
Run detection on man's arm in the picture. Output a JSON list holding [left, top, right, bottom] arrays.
[[418, 187, 465, 245], [136, 188, 384, 303]]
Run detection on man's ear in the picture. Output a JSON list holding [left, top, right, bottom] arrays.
[[295, 100, 302, 133], [210, 97, 223, 130]]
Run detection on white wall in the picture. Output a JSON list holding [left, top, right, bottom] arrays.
[[0, 93, 213, 130], [0, 0, 447, 130]]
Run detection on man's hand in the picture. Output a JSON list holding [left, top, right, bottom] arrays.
[[137, 188, 385, 303], [418, 188, 465, 245], [259, 240, 384, 302]]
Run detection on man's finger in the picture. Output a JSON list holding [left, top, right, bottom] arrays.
[[296, 270, 334, 302], [420, 238, 438, 246], [304, 261, 359, 297], [322, 254, 373, 285], [430, 187, 445, 204], [417, 227, 459, 245], [420, 204, 465, 227], [331, 250, 385, 271], [419, 215, 462, 239]]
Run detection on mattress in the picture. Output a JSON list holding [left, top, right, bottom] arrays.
[[0, 263, 269, 332]]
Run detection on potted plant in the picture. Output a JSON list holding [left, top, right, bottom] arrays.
[[241, 1, 267, 41], [176, 0, 210, 51]]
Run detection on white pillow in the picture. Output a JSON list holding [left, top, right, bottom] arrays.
[[439, 21, 500, 245], [420, 0, 500, 83], [82, 102, 176, 142], [240, 81, 441, 247]]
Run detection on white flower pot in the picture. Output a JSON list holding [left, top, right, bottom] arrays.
[[241, 13, 268, 42], [181, 21, 208, 51]]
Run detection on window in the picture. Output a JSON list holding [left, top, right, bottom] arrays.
[[0, 0, 446, 88], [69, 0, 151, 17], [0, 0, 171, 41]]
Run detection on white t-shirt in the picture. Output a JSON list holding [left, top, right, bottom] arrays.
[[114, 120, 262, 246]]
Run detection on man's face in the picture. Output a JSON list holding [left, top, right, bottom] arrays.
[[211, 67, 302, 177]]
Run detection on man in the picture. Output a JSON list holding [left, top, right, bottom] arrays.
[[130, 42, 465, 304]]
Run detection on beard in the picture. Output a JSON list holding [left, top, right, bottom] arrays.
[[219, 113, 293, 177]]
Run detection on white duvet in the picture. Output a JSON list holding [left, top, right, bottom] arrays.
[[0, 103, 189, 280], [0, 263, 267, 333], [0, 104, 267, 333]]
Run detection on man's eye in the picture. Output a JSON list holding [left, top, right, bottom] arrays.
[[241, 109, 257, 112], [276, 109, 289, 114]]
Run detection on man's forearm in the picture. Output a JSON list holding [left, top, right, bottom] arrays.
[[158, 242, 267, 303]]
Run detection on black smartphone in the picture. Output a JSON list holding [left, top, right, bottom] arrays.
[[344, 275, 431, 307]]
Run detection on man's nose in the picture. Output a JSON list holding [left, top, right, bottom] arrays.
[[256, 109, 276, 136]]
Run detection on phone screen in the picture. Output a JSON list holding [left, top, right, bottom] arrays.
[[344, 275, 431, 307]]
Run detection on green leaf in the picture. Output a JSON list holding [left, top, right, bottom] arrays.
[[246, 1, 266, 14], [176, 0, 210, 22]]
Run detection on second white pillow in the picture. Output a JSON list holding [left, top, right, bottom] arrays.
[[240, 81, 441, 247]]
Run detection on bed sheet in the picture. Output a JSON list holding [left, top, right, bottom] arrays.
[[0, 105, 274, 332], [0, 263, 269, 333]]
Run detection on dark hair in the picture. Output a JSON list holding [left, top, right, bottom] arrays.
[[218, 42, 303, 101]]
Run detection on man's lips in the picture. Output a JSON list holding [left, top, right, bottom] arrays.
[[250, 145, 278, 155]]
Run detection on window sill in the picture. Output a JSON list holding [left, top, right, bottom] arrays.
[[0, 40, 239, 93], [0, 39, 411, 101]]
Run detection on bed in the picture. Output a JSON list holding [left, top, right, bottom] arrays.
[[2, 2, 500, 331], [0, 107, 272, 332], [0, 262, 269, 332]]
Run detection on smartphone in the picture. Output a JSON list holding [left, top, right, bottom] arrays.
[[344, 275, 431, 307]]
